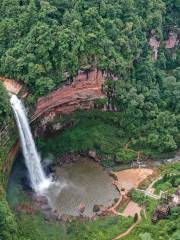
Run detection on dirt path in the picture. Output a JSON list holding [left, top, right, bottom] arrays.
[[110, 168, 154, 239], [136, 176, 163, 200], [107, 194, 124, 216], [109, 200, 142, 239], [112, 214, 141, 240]]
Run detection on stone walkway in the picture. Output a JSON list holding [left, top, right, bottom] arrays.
[[136, 176, 163, 200]]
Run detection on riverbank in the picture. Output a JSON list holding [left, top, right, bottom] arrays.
[[6, 149, 180, 240], [7, 153, 158, 221], [2, 107, 180, 240]]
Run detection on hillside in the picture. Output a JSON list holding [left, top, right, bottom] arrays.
[[0, 1, 179, 240]]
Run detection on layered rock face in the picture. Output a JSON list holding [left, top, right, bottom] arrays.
[[0, 70, 107, 177], [0, 77, 24, 186], [0, 77, 22, 95], [34, 69, 107, 121]]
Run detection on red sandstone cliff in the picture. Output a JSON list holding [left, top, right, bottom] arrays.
[[33, 69, 107, 121], [149, 30, 179, 61], [0, 77, 22, 94]]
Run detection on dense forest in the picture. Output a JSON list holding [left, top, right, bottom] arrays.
[[1, 0, 179, 153], [0, 0, 179, 94], [0, 0, 180, 240]]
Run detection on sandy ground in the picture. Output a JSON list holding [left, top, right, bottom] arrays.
[[114, 168, 154, 192], [109, 168, 154, 219], [122, 201, 142, 217], [111, 168, 156, 239]]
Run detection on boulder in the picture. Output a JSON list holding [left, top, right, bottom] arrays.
[[40, 204, 51, 211], [61, 214, 69, 222], [21, 176, 32, 191], [33, 195, 48, 205], [96, 211, 102, 216], [88, 150, 100, 162], [52, 123, 62, 131], [109, 171, 118, 181], [48, 163, 56, 173], [93, 204, 101, 212], [78, 202, 86, 215], [152, 204, 171, 223], [88, 150, 96, 159], [93, 204, 105, 213]]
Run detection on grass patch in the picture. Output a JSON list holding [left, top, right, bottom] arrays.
[[65, 216, 133, 240], [37, 111, 129, 165], [17, 213, 68, 240], [16, 211, 133, 240]]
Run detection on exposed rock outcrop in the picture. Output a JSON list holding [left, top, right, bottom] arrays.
[[170, 189, 180, 206], [78, 202, 86, 215], [165, 32, 179, 49], [0, 77, 22, 95], [93, 204, 101, 212], [149, 33, 160, 61], [33, 69, 107, 122], [93, 204, 107, 216], [149, 30, 179, 61], [88, 150, 100, 162]]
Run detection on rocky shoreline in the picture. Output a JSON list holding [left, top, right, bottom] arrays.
[[48, 150, 101, 174], [15, 191, 120, 223], [16, 152, 120, 222], [15, 148, 180, 224]]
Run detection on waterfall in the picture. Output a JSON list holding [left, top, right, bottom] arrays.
[[10, 95, 52, 193]]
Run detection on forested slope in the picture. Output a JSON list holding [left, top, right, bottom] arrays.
[[0, 1, 180, 240], [0, 0, 180, 155], [0, 0, 179, 95]]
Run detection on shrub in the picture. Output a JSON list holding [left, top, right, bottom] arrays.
[[0, 198, 18, 240], [115, 149, 136, 163], [131, 189, 146, 205]]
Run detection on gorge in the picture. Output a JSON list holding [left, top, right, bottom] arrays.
[[9, 94, 119, 218], [0, 0, 179, 240]]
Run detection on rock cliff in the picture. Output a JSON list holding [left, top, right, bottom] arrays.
[[33, 69, 107, 121]]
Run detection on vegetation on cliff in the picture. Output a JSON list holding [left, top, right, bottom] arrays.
[[0, 197, 18, 240], [0, 0, 179, 96], [0, 82, 10, 124], [0, 0, 180, 240], [0, 0, 179, 154]]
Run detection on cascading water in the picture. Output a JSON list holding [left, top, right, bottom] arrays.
[[10, 95, 52, 193]]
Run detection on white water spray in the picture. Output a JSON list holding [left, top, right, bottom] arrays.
[[10, 95, 52, 193]]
